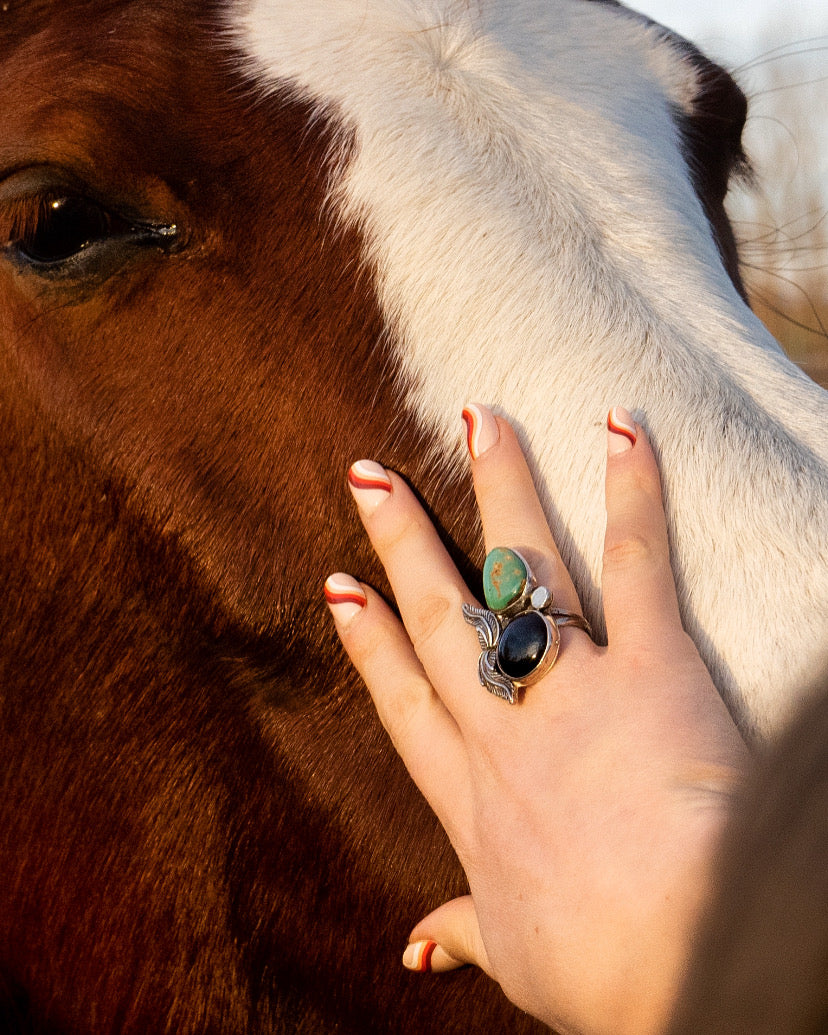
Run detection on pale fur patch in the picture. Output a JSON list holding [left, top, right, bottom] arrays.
[[230, 0, 828, 737]]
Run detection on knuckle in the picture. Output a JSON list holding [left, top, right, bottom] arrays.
[[618, 463, 659, 499], [371, 507, 426, 555], [387, 679, 436, 745], [603, 532, 655, 571], [353, 619, 391, 665], [406, 587, 464, 651]]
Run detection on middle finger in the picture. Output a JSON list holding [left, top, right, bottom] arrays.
[[464, 404, 583, 617]]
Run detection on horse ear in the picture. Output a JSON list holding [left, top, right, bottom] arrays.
[[674, 42, 750, 208], [610, 9, 750, 208], [667, 38, 751, 298]]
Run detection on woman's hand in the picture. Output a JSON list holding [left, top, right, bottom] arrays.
[[324, 405, 750, 1035]]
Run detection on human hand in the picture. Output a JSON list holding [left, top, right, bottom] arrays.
[[325, 405, 750, 1035]]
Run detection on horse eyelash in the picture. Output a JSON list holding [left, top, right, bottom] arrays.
[[1, 194, 61, 246]]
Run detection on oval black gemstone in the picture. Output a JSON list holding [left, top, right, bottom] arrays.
[[496, 612, 550, 679]]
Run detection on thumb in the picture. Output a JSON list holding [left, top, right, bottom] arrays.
[[402, 895, 492, 975]]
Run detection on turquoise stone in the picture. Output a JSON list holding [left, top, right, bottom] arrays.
[[483, 548, 527, 612]]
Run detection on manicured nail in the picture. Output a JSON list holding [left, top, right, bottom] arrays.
[[607, 406, 637, 455], [324, 574, 367, 627], [402, 940, 462, 974], [403, 940, 436, 973], [401, 943, 459, 972], [348, 460, 392, 515], [462, 403, 500, 460]]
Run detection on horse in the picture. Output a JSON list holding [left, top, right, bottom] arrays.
[[1, 0, 826, 1031]]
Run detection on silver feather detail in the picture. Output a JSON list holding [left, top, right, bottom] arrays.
[[462, 603, 500, 649], [462, 604, 517, 704], [479, 650, 516, 704]]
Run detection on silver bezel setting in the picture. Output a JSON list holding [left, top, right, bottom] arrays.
[[463, 546, 593, 703]]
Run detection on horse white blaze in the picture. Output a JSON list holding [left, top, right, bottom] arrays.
[[233, 0, 828, 737]]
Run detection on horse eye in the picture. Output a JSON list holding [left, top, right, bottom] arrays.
[[17, 196, 125, 265]]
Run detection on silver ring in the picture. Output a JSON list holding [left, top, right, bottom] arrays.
[[462, 547, 592, 704]]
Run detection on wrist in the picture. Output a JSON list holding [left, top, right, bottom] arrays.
[[614, 794, 739, 1035]]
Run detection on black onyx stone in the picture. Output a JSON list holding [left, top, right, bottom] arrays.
[[496, 612, 549, 680]]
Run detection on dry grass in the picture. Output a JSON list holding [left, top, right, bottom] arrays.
[[724, 31, 828, 387], [749, 285, 828, 387]]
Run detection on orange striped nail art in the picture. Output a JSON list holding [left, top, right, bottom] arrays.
[[461, 403, 499, 460], [347, 460, 392, 514], [607, 406, 637, 453], [324, 574, 367, 627], [403, 940, 438, 973]]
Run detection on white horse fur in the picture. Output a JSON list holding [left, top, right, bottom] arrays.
[[233, 0, 828, 739]]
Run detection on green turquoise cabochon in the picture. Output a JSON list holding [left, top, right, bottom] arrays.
[[483, 548, 527, 611]]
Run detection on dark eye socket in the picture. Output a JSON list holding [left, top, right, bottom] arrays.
[[17, 195, 131, 265], [2, 186, 179, 276]]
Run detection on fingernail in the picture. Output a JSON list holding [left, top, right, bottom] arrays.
[[324, 574, 367, 627], [402, 940, 460, 973], [462, 403, 500, 460], [607, 406, 637, 455], [348, 460, 392, 515]]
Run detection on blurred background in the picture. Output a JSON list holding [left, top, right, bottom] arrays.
[[633, 0, 828, 385]]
